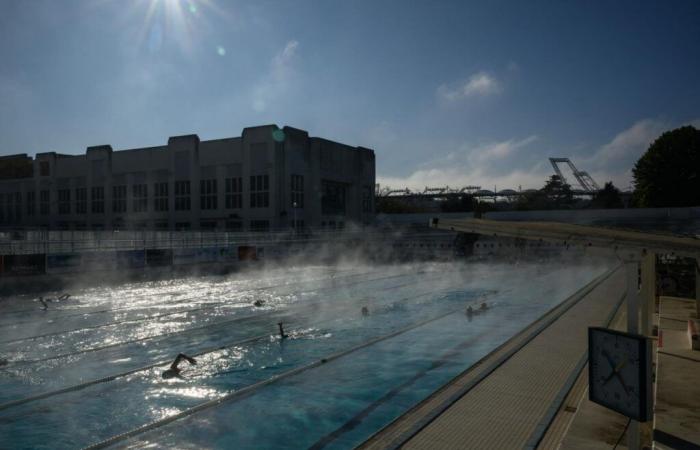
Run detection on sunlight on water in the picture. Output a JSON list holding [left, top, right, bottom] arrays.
[[0, 261, 612, 449]]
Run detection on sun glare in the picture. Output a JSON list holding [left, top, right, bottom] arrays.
[[134, 0, 223, 55]]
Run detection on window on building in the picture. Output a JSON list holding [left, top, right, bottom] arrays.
[[58, 189, 71, 215], [225, 177, 242, 209], [76, 188, 87, 214], [321, 180, 346, 216], [154, 182, 168, 212], [250, 174, 269, 208], [175, 222, 190, 231], [175, 180, 191, 211], [40, 190, 50, 215], [155, 221, 169, 230], [291, 174, 304, 208], [225, 220, 242, 232], [132, 184, 147, 212], [5, 192, 21, 223], [40, 161, 50, 176], [113, 185, 126, 213], [91, 186, 104, 214], [250, 220, 270, 232], [200, 179, 218, 210], [200, 220, 217, 230], [362, 185, 372, 213], [25, 191, 35, 216]]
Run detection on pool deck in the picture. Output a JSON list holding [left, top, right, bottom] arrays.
[[359, 265, 626, 450]]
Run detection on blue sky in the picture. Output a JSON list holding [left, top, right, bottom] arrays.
[[1, 0, 698, 190]]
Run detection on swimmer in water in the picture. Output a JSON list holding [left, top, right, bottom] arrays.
[[480, 302, 489, 311], [253, 299, 265, 307], [0, 358, 8, 366], [361, 306, 369, 317], [56, 293, 71, 302], [38, 297, 48, 310], [278, 322, 289, 339], [161, 353, 197, 379], [466, 306, 474, 316]]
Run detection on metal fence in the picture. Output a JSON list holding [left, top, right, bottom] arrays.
[[0, 228, 457, 255]]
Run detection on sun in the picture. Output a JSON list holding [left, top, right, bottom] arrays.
[[133, 0, 222, 55]]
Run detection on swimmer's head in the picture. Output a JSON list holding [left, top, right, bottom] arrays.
[[162, 369, 180, 379]]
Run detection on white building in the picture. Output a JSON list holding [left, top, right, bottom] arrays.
[[0, 125, 375, 231]]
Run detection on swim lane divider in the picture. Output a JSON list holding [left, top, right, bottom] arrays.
[[0, 276, 466, 411], [8, 271, 422, 364], [358, 264, 622, 450], [82, 306, 471, 449]]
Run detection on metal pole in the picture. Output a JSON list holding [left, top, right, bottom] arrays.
[[625, 256, 641, 450], [696, 258, 700, 318], [641, 251, 655, 336]]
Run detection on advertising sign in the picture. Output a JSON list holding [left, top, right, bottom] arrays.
[[173, 248, 197, 265], [116, 250, 145, 269], [238, 246, 257, 261], [146, 249, 173, 267], [46, 253, 83, 274], [2, 254, 46, 276], [81, 251, 117, 272]]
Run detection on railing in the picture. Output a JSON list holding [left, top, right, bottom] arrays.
[[0, 228, 458, 255]]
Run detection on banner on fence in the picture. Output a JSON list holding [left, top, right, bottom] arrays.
[[197, 247, 219, 263], [1, 254, 46, 276], [46, 253, 82, 274], [238, 246, 257, 261], [173, 248, 198, 265], [146, 249, 173, 267], [81, 251, 117, 272], [116, 250, 145, 269]]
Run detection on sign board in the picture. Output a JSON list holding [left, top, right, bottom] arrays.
[[2, 254, 46, 276], [588, 327, 653, 422], [116, 250, 145, 269], [81, 251, 117, 271], [146, 249, 173, 267], [46, 253, 83, 274]]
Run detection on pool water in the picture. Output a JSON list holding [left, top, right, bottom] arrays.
[[0, 261, 609, 449]]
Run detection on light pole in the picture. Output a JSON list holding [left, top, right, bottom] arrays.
[[293, 201, 298, 234]]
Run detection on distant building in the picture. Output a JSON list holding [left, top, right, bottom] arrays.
[[0, 125, 375, 231]]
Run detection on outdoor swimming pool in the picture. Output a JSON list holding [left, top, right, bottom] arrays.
[[0, 260, 610, 449]]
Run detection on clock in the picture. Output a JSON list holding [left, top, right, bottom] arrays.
[[588, 327, 653, 422]]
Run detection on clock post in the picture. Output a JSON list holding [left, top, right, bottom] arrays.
[[624, 253, 642, 450]]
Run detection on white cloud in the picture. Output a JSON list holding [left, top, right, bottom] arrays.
[[251, 40, 300, 113], [437, 72, 501, 102], [580, 117, 700, 189], [587, 118, 668, 167], [378, 135, 544, 192]]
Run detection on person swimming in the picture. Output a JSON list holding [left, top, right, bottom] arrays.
[[253, 299, 265, 307], [161, 353, 197, 379], [277, 322, 289, 339], [56, 293, 71, 302], [480, 302, 489, 311], [38, 297, 48, 310], [466, 305, 474, 316], [361, 306, 369, 317]]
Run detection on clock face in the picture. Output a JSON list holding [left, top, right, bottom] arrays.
[[588, 327, 652, 421]]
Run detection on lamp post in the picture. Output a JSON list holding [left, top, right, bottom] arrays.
[[293, 201, 298, 234]]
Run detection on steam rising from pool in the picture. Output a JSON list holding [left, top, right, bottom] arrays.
[[0, 257, 612, 449]]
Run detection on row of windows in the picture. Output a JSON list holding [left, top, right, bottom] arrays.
[[0, 175, 309, 220]]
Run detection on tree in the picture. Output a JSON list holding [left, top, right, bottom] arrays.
[[632, 126, 700, 207], [590, 181, 623, 209], [541, 175, 574, 208]]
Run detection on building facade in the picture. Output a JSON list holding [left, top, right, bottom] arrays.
[[0, 125, 375, 231]]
